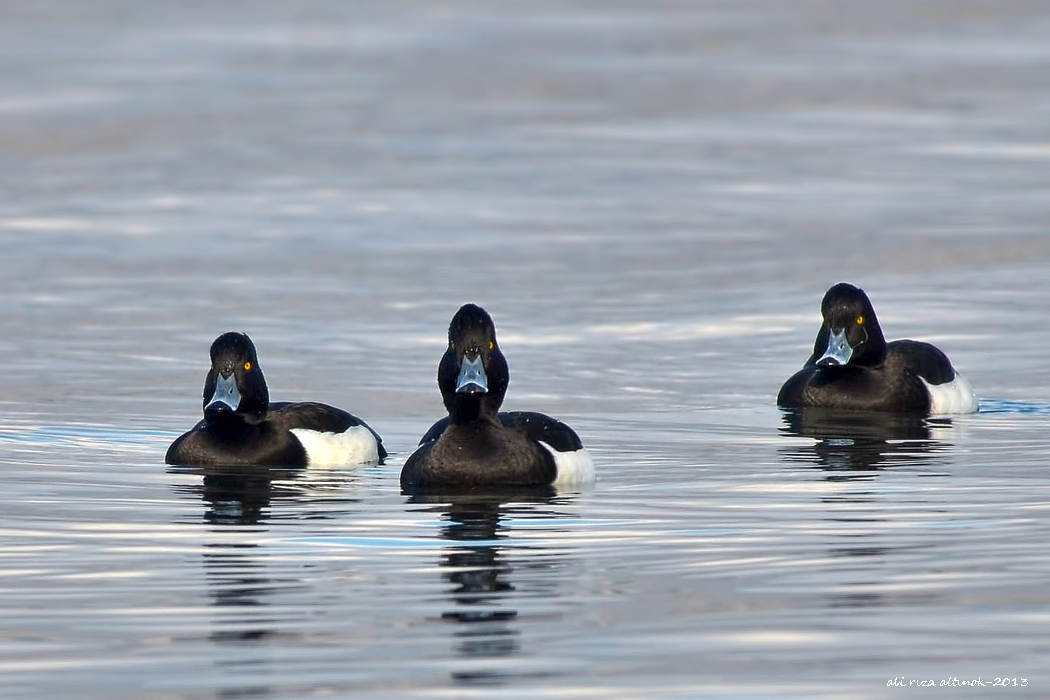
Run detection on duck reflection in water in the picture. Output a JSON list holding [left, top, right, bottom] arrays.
[[201, 466, 278, 525], [778, 407, 954, 475], [171, 464, 358, 525], [778, 409, 960, 612], [169, 465, 311, 692], [410, 487, 558, 686], [170, 465, 299, 525]]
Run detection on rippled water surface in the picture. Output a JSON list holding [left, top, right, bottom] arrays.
[[3, 1, 1050, 698]]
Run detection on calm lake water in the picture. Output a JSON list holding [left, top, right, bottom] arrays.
[[3, 1, 1050, 698]]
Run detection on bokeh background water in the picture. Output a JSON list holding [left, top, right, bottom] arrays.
[[2, 1, 1050, 698]]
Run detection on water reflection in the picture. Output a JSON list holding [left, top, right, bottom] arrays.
[[409, 488, 562, 687], [778, 407, 953, 475], [777, 409, 953, 611], [202, 468, 278, 526], [198, 538, 307, 699], [169, 465, 361, 525], [169, 466, 314, 697], [170, 465, 301, 525]]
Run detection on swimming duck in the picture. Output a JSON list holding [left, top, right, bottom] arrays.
[[400, 304, 594, 490], [777, 283, 977, 414], [166, 332, 385, 466]]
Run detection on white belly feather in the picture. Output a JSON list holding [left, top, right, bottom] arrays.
[[290, 426, 381, 467], [540, 442, 596, 485], [922, 372, 979, 415]]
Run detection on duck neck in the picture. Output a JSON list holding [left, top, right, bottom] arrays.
[[448, 393, 500, 427]]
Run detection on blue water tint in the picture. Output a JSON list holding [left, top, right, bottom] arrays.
[[287, 536, 458, 549], [3, 1, 1050, 698], [0, 424, 174, 447], [977, 399, 1050, 415], [499, 517, 637, 529]]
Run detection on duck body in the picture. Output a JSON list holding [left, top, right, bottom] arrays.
[[777, 283, 977, 415], [403, 414, 559, 489], [166, 332, 385, 467]]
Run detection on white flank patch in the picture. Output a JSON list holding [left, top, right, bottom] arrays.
[[540, 442, 597, 485], [923, 372, 979, 415], [290, 426, 381, 467]]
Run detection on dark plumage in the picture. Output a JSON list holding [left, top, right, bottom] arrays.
[[166, 332, 385, 467], [777, 283, 977, 414], [400, 304, 593, 491]]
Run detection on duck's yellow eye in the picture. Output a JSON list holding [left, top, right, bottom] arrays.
[[244, 361, 252, 371], [856, 316, 864, 325], [488, 341, 494, 350]]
